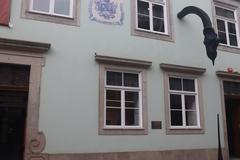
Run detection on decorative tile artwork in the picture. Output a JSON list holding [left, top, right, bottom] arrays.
[[89, 0, 124, 25]]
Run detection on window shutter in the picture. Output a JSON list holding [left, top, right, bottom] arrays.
[[0, 0, 11, 26]]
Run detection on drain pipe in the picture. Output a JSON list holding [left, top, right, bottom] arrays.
[[217, 114, 223, 160]]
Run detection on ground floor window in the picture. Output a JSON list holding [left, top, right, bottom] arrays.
[[160, 63, 205, 134], [105, 70, 142, 127], [169, 77, 200, 128], [96, 54, 151, 135]]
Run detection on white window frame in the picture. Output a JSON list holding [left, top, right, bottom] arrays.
[[29, 0, 74, 18], [104, 69, 143, 129], [215, 5, 240, 48], [135, 0, 168, 35], [168, 76, 201, 129]]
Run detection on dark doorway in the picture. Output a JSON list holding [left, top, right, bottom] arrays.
[[0, 63, 30, 160], [224, 81, 240, 158]]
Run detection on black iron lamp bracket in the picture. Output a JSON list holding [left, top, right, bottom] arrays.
[[178, 6, 222, 65]]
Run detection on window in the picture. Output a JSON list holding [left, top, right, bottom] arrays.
[[169, 77, 200, 128], [96, 54, 151, 135], [131, 0, 173, 41], [30, 0, 73, 18], [105, 71, 142, 127], [137, 0, 167, 34], [215, 6, 240, 47], [160, 63, 205, 134], [21, 0, 80, 26], [212, 0, 240, 53]]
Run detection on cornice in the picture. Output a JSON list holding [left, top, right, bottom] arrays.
[[216, 71, 240, 79], [0, 37, 51, 53], [160, 63, 206, 75], [95, 54, 152, 68]]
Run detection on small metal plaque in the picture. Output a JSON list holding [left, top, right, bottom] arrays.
[[151, 121, 162, 129]]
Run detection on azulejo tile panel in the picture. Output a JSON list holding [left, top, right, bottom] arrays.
[[89, 0, 124, 25]]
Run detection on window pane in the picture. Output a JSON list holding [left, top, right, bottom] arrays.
[[229, 34, 238, 46], [106, 90, 121, 107], [106, 90, 121, 100], [170, 94, 182, 109], [137, 0, 149, 15], [54, 0, 70, 16], [125, 109, 139, 126], [183, 79, 195, 92], [106, 71, 122, 86], [215, 7, 235, 19], [153, 4, 164, 18], [224, 81, 240, 95], [125, 91, 139, 108], [124, 73, 139, 87], [106, 108, 121, 125], [153, 18, 165, 32], [32, 0, 50, 12], [228, 22, 236, 34], [171, 111, 183, 126], [217, 19, 225, 32], [185, 95, 196, 110], [169, 78, 182, 90], [218, 31, 227, 44], [138, 15, 150, 30], [186, 111, 197, 126]]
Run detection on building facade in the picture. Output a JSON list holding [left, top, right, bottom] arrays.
[[0, 0, 240, 160]]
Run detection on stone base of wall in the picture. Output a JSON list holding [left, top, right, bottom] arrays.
[[43, 148, 227, 160]]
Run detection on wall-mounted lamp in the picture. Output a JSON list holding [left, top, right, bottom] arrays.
[[178, 6, 222, 65]]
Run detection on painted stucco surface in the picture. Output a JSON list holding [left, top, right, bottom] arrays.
[[0, 0, 238, 154]]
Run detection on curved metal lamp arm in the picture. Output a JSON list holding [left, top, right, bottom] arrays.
[[178, 6, 222, 65], [178, 6, 212, 29]]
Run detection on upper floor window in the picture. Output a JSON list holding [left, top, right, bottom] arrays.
[[131, 0, 173, 42], [30, 0, 73, 18], [212, 0, 240, 54], [21, 0, 80, 26], [137, 0, 167, 34], [215, 6, 240, 47]]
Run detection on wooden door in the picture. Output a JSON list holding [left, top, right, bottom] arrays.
[[0, 63, 30, 160], [232, 105, 240, 157]]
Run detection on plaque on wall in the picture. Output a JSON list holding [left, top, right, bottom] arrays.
[[151, 121, 162, 129]]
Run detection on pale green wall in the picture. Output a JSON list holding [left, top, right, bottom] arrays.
[[0, 0, 239, 154]]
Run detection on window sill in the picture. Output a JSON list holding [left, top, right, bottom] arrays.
[[28, 10, 74, 20], [166, 127, 204, 135], [131, 28, 174, 42], [136, 28, 169, 36], [99, 127, 148, 135], [103, 126, 144, 130], [218, 44, 240, 54]]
